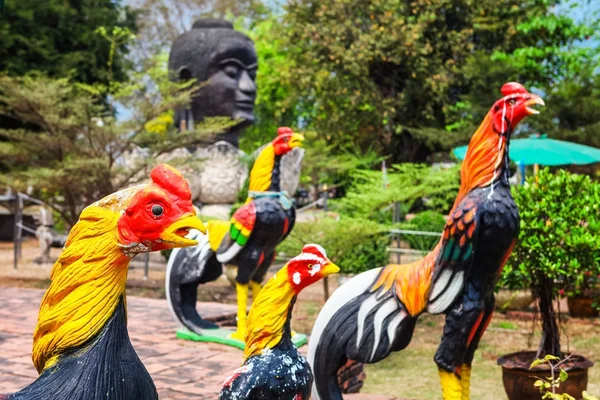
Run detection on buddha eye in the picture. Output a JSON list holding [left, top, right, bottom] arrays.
[[248, 68, 257, 80], [223, 64, 240, 78], [151, 204, 164, 217]]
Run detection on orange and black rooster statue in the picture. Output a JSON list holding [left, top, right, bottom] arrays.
[[1, 165, 205, 400], [220, 244, 339, 400], [166, 127, 304, 340], [308, 83, 544, 400]]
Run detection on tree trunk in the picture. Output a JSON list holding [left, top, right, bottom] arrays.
[[536, 276, 561, 359]]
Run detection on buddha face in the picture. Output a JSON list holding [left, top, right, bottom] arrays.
[[192, 38, 258, 125]]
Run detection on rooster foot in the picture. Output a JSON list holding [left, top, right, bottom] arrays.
[[229, 329, 246, 342]]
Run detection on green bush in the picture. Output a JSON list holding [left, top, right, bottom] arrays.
[[499, 168, 600, 356], [499, 169, 600, 296], [331, 163, 459, 222], [400, 210, 446, 251], [278, 216, 390, 275]]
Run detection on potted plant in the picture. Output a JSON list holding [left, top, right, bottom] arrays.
[[497, 168, 600, 400]]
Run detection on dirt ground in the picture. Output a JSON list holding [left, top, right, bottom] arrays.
[[1, 239, 599, 399]]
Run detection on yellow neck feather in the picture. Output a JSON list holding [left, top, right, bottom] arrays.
[[243, 265, 295, 361], [248, 143, 275, 192], [32, 205, 129, 373]]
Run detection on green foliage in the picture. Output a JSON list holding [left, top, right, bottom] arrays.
[[500, 169, 600, 295], [299, 132, 383, 194], [499, 168, 600, 356], [540, 63, 600, 150], [280, 0, 598, 162], [400, 211, 445, 251], [332, 164, 460, 222], [0, 0, 137, 85], [0, 51, 235, 225], [278, 216, 390, 274]]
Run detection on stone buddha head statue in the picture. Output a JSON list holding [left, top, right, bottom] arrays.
[[169, 19, 258, 147]]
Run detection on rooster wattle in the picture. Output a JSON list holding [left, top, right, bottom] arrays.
[[220, 244, 339, 400], [308, 83, 544, 400], [1, 164, 205, 400]]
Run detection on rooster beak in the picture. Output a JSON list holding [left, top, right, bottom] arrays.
[[289, 133, 305, 149], [321, 261, 340, 277], [525, 94, 545, 115], [160, 214, 207, 248]]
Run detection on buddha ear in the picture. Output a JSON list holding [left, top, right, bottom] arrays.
[[175, 67, 194, 132]]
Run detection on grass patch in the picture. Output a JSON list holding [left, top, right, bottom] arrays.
[[362, 313, 600, 399], [493, 321, 518, 330]]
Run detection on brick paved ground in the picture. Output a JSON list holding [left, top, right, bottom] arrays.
[[0, 287, 398, 400]]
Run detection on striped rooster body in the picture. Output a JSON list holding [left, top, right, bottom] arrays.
[[308, 83, 544, 400]]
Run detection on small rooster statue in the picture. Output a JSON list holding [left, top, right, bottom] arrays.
[[308, 83, 544, 400], [1, 164, 206, 400], [166, 127, 304, 341], [220, 244, 339, 400]]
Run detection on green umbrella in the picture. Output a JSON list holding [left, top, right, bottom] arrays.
[[452, 134, 600, 166]]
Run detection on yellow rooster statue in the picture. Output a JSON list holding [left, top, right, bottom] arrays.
[[220, 244, 339, 400], [1, 164, 205, 400]]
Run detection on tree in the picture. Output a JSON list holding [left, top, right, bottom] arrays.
[[280, 0, 598, 162], [129, 0, 267, 58], [537, 61, 600, 149], [0, 56, 235, 226], [500, 169, 600, 358], [0, 0, 137, 85]]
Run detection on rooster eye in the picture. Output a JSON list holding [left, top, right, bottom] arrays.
[[307, 264, 313, 269], [508, 99, 516, 106], [151, 204, 164, 217]]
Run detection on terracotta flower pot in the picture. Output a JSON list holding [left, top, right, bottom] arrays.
[[497, 351, 593, 400], [567, 296, 599, 318]]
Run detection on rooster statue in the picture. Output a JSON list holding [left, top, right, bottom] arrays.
[[308, 83, 544, 400], [166, 127, 304, 341], [220, 244, 339, 400], [1, 164, 206, 400]]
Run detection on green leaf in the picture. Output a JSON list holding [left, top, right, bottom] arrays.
[[530, 359, 546, 369], [559, 368, 568, 382]]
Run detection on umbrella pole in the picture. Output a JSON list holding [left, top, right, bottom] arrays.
[[534, 163, 539, 183], [519, 161, 525, 185]]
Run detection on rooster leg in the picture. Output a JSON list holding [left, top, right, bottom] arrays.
[[250, 281, 262, 300], [438, 369, 462, 400], [434, 283, 487, 400], [231, 283, 249, 341], [460, 365, 471, 400], [460, 293, 495, 399]]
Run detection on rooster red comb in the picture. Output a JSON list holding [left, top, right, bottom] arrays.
[[150, 164, 191, 201], [277, 127, 293, 136], [501, 82, 528, 97], [302, 244, 328, 260]]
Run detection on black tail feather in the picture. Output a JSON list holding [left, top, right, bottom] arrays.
[[166, 243, 222, 333], [312, 291, 418, 400]]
